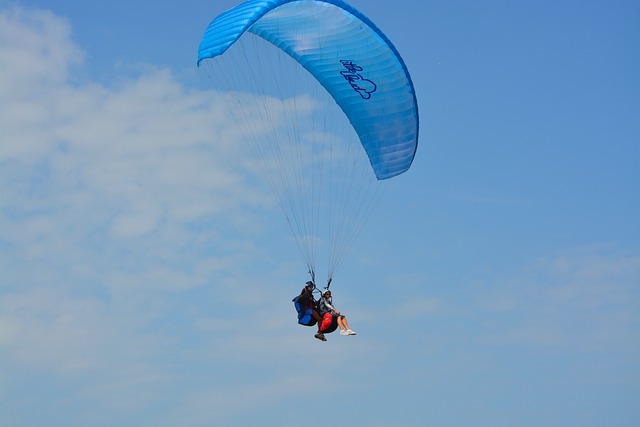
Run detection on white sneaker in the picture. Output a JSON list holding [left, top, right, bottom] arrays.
[[339, 330, 348, 335], [347, 329, 356, 335]]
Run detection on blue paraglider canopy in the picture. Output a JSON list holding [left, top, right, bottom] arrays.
[[198, 0, 418, 180], [198, 0, 419, 281]]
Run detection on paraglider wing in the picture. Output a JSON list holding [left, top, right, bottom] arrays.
[[197, 0, 419, 180]]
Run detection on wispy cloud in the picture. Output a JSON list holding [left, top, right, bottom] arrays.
[[3, 4, 639, 427], [0, 5, 279, 420], [0, 7, 384, 425], [464, 246, 640, 354]]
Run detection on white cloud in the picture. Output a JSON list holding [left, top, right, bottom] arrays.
[[467, 247, 640, 354], [2, 5, 638, 426], [0, 6, 82, 92], [0, 4, 275, 417], [0, 5, 262, 277], [0, 7, 387, 425]]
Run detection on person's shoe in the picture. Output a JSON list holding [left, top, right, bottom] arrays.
[[347, 330, 356, 335], [339, 330, 348, 335], [315, 333, 327, 341]]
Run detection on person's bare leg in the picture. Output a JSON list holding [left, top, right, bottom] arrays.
[[341, 316, 351, 331]]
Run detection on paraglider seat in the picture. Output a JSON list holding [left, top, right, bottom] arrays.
[[318, 312, 339, 334], [293, 295, 317, 326], [297, 309, 318, 327]]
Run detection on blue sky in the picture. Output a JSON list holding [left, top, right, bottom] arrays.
[[1, 0, 639, 426]]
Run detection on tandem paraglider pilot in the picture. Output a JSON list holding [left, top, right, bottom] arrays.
[[292, 281, 326, 341]]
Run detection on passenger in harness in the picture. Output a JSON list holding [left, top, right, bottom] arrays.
[[319, 289, 356, 336], [292, 281, 326, 341]]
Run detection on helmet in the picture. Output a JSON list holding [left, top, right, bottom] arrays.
[[305, 281, 314, 288], [322, 289, 331, 296]]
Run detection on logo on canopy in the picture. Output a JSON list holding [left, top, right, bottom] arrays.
[[339, 60, 377, 100]]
